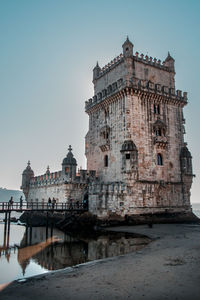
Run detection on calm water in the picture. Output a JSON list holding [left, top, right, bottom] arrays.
[[0, 223, 150, 285], [0, 202, 199, 285]]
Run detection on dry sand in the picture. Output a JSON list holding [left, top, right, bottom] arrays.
[[1, 223, 200, 300]]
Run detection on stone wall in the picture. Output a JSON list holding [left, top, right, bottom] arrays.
[[27, 182, 87, 204], [89, 181, 191, 218]]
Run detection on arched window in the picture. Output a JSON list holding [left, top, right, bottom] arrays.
[[157, 153, 163, 165], [155, 128, 162, 136], [104, 155, 108, 167], [154, 104, 160, 114]]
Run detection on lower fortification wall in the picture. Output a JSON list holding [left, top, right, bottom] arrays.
[[27, 182, 87, 204], [88, 181, 192, 218]]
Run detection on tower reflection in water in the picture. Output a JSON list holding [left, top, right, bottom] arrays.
[[0, 224, 150, 280]]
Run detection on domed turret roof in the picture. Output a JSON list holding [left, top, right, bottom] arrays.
[[122, 36, 133, 48], [62, 145, 77, 166], [180, 145, 192, 158], [22, 161, 34, 176], [121, 140, 137, 152]]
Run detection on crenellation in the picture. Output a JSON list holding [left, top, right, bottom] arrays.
[[177, 90, 182, 98], [85, 78, 187, 112], [98, 53, 124, 78]]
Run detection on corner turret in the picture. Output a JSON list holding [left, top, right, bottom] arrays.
[[93, 62, 101, 82], [122, 36, 133, 58], [164, 52, 175, 72], [62, 145, 77, 181], [21, 161, 34, 200], [180, 143, 193, 175]]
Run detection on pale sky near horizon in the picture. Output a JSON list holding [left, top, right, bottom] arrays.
[[0, 0, 200, 203]]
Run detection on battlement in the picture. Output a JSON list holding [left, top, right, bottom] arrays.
[[134, 51, 173, 72], [29, 171, 62, 187], [85, 78, 187, 112], [93, 50, 174, 82], [96, 53, 124, 79], [29, 169, 98, 188]]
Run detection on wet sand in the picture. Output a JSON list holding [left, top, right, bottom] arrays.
[[1, 223, 200, 300]]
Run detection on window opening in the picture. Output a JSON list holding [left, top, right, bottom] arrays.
[[157, 153, 163, 165], [154, 104, 160, 114], [104, 155, 108, 167], [155, 128, 162, 136]]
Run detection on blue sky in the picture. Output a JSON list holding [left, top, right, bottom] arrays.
[[0, 0, 199, 203]]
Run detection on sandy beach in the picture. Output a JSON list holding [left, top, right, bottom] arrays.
[[1, 223, 200, 300]]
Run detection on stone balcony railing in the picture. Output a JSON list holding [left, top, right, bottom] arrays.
[[153, 136, 168, 148], [99, 139, 110, 152], [85, 78, 188, 112]]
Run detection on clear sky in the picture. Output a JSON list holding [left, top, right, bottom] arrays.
[[0, 0, 199, 203]]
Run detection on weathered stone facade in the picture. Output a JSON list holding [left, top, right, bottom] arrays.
[[21, 38, 194, 219], [85, 37, 194, 217]]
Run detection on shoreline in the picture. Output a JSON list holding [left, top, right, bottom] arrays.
[[1, 223, 200, 299]]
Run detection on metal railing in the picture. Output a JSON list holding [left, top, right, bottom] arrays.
[[0, 202, 88, 213]]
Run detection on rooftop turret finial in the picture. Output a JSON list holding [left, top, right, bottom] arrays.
[[164, 51, 175, 72], [122, 36, 133, 58], [68, 145, 72, 152], [165, 51, 175, 62], [93, 61, 101, 81], [27, 160, 30, 167]]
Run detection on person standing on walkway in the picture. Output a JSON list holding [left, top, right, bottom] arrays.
[[20, 196, 23, 209], [52, 197, 56, 209], [9, 197, 14, 209], [48, 197, 51, 209]]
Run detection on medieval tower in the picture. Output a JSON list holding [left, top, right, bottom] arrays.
[[21, 37, 194, 219], [85, 37, 194, 217]]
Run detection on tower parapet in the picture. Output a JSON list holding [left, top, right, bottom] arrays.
[[92, 37, 176, 93], [85, 79, 187, 113]]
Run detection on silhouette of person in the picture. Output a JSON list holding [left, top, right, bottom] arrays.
[[48, 198, 51, 209], [20, 196, 23, 209], [9, 197, 13, 209]]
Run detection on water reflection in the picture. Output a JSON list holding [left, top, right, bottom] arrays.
[[0, 224, 150, 284]]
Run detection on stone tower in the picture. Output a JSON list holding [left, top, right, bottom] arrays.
[[85, 38, 194, 217]]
